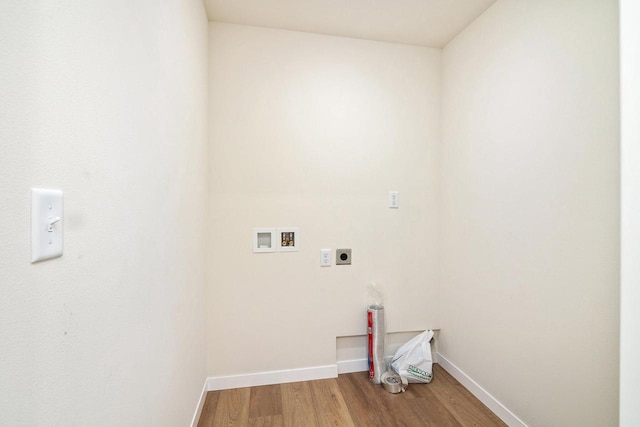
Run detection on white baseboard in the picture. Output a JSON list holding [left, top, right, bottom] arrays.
[[190, 380, 208, 427], [337, 356, 396, 374], [206, 364, 338, 391], [435, 352, 528, 427], [337, 358, 368, 374]]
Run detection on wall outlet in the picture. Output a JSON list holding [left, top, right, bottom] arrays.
[[336, 249, 351, 265], [389, 191, 399, 208], [320, 249, 331, 267]]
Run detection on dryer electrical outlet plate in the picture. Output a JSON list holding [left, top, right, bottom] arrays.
[[336, 249, 352, 265], [31, 188, 64, 263]]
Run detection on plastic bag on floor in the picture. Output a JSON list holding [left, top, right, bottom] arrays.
[[389, 330, 434, 383]]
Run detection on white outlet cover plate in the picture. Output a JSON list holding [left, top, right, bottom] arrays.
[[389, 191, 399, 208], [31, 188, 64, 263], [320, 249, 331, 267]]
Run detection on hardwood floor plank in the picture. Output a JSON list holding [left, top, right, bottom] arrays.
[[197, 391, 221, 427], [399, 396, 462, 427], [336, 372, 397, 426], [247, 414, 284, 427], [249, 384, 282, 419], [211, 387, 251, 427], [428, 364, 506, 427], [402, 375, 462, 426], [309, 378, 355, 427], [280, 381, 320, 427], [371, 378, 459, 427]]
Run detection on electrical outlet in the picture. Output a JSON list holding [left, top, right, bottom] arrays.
[[389, 191, 399, 208], [320, 249, 331, 267], [336, 249, 351, 265]]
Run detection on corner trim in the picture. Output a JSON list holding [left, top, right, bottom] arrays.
[[206, 365, 338, 391], [190, 380, 208, 427], [435, 352, 528, 427]]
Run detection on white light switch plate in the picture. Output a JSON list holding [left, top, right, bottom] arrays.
[[31, 188, 64, 263]]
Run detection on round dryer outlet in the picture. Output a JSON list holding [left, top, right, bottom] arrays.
[[336, 249, 352, 265]]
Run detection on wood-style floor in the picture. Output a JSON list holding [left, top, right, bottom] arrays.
[[197, 364, 506, 426]]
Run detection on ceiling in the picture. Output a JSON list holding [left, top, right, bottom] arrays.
[[203, 0, 496, 48]]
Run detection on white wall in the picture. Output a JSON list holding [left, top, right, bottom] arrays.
[[207, 23, 441, 376], [440, 1, 619, 426], [620, 0, 640, 425], [0, 1, 208, 425]]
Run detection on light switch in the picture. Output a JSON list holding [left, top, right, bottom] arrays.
[[31, 188, 64, 263]]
